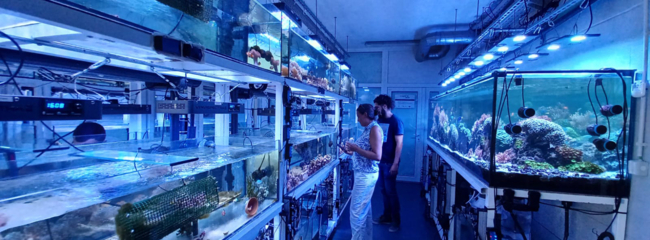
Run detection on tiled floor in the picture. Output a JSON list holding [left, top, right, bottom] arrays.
[[330, 182, 441, 240]]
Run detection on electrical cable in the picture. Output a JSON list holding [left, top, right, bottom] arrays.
[[510, 210, 528, 240], [168, 13, 185, 35], [133, 148, 142, 178], [587, 79, 599, 124], [0, 32, 24, 95], [563, 202, 571, 240]]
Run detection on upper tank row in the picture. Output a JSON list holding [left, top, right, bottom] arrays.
[[58, 0, 356, 98]]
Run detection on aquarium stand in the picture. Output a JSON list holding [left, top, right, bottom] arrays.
[[223, 202, 283, 240], [484, 188, 628, 240], [427, 139, 489, 191]]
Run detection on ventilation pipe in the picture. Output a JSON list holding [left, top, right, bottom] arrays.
[[416, 31, 475, 62]]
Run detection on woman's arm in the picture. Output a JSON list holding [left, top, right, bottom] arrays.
[[352, 126, 383, 161]]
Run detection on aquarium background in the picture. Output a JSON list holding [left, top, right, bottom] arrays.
[[429, 71, 633, 196]]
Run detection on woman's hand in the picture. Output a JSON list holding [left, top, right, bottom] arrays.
[[346, 142, 360, 153]]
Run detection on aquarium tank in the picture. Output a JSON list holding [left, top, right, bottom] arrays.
[[340, 72, 357, 99], [328, 62, 341, 95], [281, 27, 334, 91], [428, 70, 634, 196], [60, 0, 282, 73], [287, 125, 338, 192], [0, 136, 280, 240]]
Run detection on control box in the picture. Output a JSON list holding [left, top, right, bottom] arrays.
[[156, 100, 243, 114], [0, 95, 102, 121], [102, 104, 152, 115]]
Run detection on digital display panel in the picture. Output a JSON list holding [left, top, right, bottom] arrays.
[[46, 102, 66, 109]]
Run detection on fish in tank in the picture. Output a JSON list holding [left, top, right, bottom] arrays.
[[428, 71, 632, 195]]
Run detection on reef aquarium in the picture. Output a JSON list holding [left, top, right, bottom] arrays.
[[0, 135, 280, 240], [59, 0, 282, 73], [428, 70, 634, 196]]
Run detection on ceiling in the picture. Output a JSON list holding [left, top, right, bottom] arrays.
[[303, 0, 493, 50]]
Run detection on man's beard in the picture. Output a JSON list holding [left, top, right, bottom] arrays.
[[379, 108, 387, 118]]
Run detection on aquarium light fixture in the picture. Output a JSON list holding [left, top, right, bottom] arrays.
[[325, 54, 339, 61], [340, 63, 350, 70], [458, 72, 466, 76], [528, 54, 539, 59], [307, 39, 323, 50], [497, 46, 509, 52], [514, 60, 524, 65], [547, 44, 561, 51], [464, 67, 472, 72], [536, 34, 600, 51], [513, 35, 527, 42], [500, 67, 508, 71], [161, 71, 229, 83], [295, 55, 311, 62], [474, 61, 485, 66], [570, 35, 587, 42], [483, 54, 495, 60], [363, 88, 370, 92]]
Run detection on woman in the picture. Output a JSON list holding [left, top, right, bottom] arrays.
[[343, 104, 383, 240]]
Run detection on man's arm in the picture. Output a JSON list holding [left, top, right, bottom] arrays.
[[390, 119, 405, 175]]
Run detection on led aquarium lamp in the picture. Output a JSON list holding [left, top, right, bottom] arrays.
[[513, 35, 527, 42], [547, 44, 561, 51], [474, 61, 484, 66], [464, 67, 472, 72], [497, 46, 509, 52], [514, 60, 523, 65], [483, 54, 495, 60]]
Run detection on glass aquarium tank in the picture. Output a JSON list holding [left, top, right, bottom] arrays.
[[0, 137, 280, 240], [340, 72, 357, 99], [287, 129, 338, 192], [60, 0, 282, 73], [428, 70, 634, 196], [328, 62, 341, 95], [282, 29, 334, 91], [290, 185, 328, 240]]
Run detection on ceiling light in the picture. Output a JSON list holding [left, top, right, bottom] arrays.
[[528, 54, 539, 59], [464, 67, 472, 72], [458, 72, 466, 76], [570, 35, 587, 42], [547, 44, 561, 51], [483, 54, 495, 60], [307, 39, 323, 50], [474, 61, 484, 66], [497, 46, 509, 52], [500, 67, 507, 71], [513, 35, 527, 42], [442, 83, 448, 87], [514, 60, 524, 65]]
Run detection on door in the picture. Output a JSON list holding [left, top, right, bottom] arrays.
[[388, 89, 423, 182]]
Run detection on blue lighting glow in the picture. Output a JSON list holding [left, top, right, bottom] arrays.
[[514, 60, 524, 65], [325, 54, 339, 61], [295, 55, 310, 62], [46, 102, 65, 109], [307, 39, 323, 50], [570, 35, 587, 42], [474, 61, 485, 66], [497, 46, 509, 52], [458, 72, 466, 76], [513, 35, 527, 42], [528, 54, 539, 59], [464, 67, 472, 72], [547, 44, 561, 50], [483, 54, 495, 60], [341, 64, 350, 70]]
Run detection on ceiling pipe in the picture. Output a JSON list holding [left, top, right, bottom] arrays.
[[416, 31, 475, 62]]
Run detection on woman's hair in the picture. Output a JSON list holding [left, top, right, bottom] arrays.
[[357, 104, 377, 120]]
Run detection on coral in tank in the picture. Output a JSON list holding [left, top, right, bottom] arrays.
[[569, 110, 593, 134], [521, 160, 555, 170], [448, 124, 459, 149], [559, 161, 606, 174], [563, 127, 581, 139], [520, 118, 568, 147], [457, 124, 472, 154], [496, 148, 516, 163], [553, 146, 583, 166], [496, 129, 513, 152]]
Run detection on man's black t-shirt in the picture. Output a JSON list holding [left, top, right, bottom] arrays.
[[377, 115, 404, 165]]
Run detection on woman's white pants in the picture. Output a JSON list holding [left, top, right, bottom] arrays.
[[350, 171, 379, 240]]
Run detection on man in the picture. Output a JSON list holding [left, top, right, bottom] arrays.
[[373, 94, 404, 232]]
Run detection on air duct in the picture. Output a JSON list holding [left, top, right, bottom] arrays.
[[416, 31, 475, 62]]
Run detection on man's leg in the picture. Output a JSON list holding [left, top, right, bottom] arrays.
[[373, 163, 392, 224], [385, 163, 401, 231]]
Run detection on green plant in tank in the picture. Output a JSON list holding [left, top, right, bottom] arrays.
[[559, 161, 606, 174], [520, 160, 555, 170]]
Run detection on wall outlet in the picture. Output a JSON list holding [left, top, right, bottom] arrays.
[[629, 160, 649, 176]]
